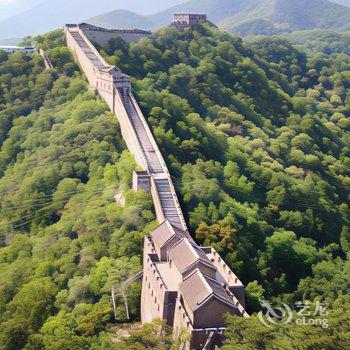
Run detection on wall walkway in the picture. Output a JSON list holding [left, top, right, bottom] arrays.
[[65, 24, 187, 231]]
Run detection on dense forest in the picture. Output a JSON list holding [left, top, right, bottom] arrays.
[[98, 24, 350, 347], [279, 29, 350, 55], [0, 31, 158, 349], [0, 23, 349, 349]]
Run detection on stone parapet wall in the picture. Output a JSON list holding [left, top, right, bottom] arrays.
[[141, 237, 168, 323], [65, 23, 247, 350], [84, 28, 153, 45], [65, 24, 187, 232], [203, 246, 246, 308], [79, 22, 153, 45]]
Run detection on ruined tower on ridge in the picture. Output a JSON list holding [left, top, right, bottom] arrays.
[[170, 14, 209, 30]]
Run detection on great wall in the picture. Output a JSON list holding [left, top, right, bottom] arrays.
[[64, 17, 248, 350]]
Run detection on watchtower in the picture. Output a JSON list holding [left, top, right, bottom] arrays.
[[133, 171, 151, 193], [170, 14, 208, 29]]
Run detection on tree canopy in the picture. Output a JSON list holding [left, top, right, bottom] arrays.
[[0, 22, 349, 349]]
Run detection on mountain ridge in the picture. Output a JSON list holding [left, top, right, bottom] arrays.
[[0, 0, 184, 40], [331, 0, 350, 6], [222, 0, 350, 35], [88, 0, 350, 36], [1, 0, 350, 40]]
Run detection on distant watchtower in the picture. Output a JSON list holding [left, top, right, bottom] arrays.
[[170, 13, 208, 30]]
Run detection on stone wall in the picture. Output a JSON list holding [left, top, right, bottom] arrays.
[[204, 247, 246, 309], [65, 25, 149, 176], [141, 237, 171, 323], [65, 24, 246, 350], [82, 26, 153, 45], [65, 24, 188, 231]]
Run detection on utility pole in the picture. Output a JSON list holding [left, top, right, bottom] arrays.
[[111, 286, 117, 320]]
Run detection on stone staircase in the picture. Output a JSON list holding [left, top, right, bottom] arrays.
[[154, 178, 183, 228], [119, 90, 184, 227], [119, 89, 164, 174], [66, 25, 187, 232], [70, 31, 106, 69]]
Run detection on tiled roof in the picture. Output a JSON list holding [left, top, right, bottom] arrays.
[[168, 238, 216, 274], [150, 221, 191, 252], [179, 269, 235, 312]]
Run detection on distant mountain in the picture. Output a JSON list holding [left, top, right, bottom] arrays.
[[0, 0, 43, 21], [89, 0, 350, 36], [1, 0, 350, 40], [89, 10, 155, 30], [280, 29, 350, 55], [0, 38, 22, 46], [330, 0, 350, 7], [0, 0, 184, 40], [89, 0, 255, 30], [223, 0, 350, 35]]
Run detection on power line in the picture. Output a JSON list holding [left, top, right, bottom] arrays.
[[0, 178, 137, 232], [2, 188, 120, 231], [0, 182, 119, 211]]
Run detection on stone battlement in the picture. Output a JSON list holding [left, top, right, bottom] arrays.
[[170, 13, 208, 30], [79, 22, 151, 34], [78, 23, 153, 45], [141, 221, 247, 350]]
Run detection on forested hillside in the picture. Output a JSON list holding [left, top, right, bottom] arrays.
[[89, 0, 350, 36], [0, 23, 349, 349], [221, 0, 350, 35], [97, 23, 350, 345], [0, 31, 157, 349], [280, 29, 350, 55]]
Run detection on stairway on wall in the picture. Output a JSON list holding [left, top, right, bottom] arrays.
[[119, 89, 164, 174], [70, 31, 106, 69], [119, 90, 185, 228], [66, 27, 246, 349], [66, 25, 187, 231], [154, 177, 183, 228]]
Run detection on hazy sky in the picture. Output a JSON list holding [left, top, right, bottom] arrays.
[[0, 0, 187, 39], [0, 0, 348, 22], [0, 0, 43, 20], [0, 0, 186, 21]]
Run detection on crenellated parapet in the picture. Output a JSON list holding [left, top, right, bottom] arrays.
[[202, 246, 246, 310], [79, 23, 153, 45], [141, 221, 247, 349]]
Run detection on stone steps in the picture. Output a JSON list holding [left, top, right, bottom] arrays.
[[119, 90, 164, 174], [154, 178, 183, 227], [70, 31, 106, 69], [68, 26, 186, 231]]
